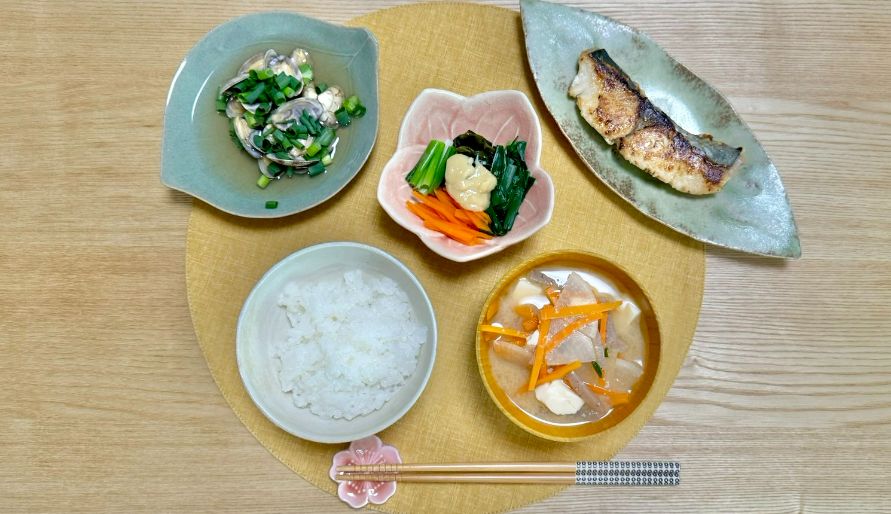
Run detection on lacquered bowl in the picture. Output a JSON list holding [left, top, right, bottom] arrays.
[[236, 242, 437, 443], [377, 88, 555, 262], [475, 250, 661, 442]]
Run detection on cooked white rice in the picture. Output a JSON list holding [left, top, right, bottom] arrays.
[[273, 269, 427, 420]]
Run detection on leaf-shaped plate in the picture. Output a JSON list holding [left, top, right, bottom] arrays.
[[161, 12, 378, 218], [520, 0, 800, 258]]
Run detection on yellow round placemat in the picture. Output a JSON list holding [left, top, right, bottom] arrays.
[[186, 3, 704, 513]]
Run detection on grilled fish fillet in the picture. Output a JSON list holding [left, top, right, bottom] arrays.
[[569, 49, 742, 195]]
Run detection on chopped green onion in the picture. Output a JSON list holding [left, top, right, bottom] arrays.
[[305, 141, 323, 157], [215, 96, 227, 112], [307, 161, 326, 176], [316, 127, 336, 147], [274, 72, 291, 89], [252, 134, 265, 149], [321, 153, 333, 166], [298, 63, 313, 82], [285, 168, 295, 178], [272, 90, 287, 105], [265, 200, 278, 209], [267, 162, 284, 176], [282, 86, 296, 98], [255, 68, 274, 80], [255, 102, 271, 114], [592, 361, 603, 378], [239, 82, 266, 104], [244, 111, 264, 128], [273, 151, 291, 161], [315, 82, 328, 94], [335, 108, 351, 127], [343, 95, 365, 117], [604, 347, 609, 358], [288, 76, 301, 90], [257, 174, 271, 189]]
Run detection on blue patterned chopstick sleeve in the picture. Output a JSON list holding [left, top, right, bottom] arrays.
[[575, 461, 680, 486]]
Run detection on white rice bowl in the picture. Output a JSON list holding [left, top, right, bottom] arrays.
[[273, 269, 427, 420]]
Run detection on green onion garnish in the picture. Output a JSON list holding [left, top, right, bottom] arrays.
[[298, 63, 313, 82], [257, 175, 272, 189], [307, 161, 326, 176], [239, 83, 266, 104], [215, 96, 227, 112], [592, 361, 603, 378], [316, 82, 328, 94], [265, 200, 278, 209], [321, 153, 333, 166], [604, 347, 609, 358], [335, 107, 351, 127], [316, 127, 336, 147], [305, 141, 323, 157], [282, 86, 296, 98], [254, 68, 274, 80], [274, 72, 291, 89], [343, 95, 365, 117]]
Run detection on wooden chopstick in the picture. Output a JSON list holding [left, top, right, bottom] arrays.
[[336, 472, 576, 484], [337, 462, 576, 474], [336, 461, 681, 486]]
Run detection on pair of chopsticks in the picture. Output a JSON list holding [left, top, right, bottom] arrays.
[[336, 461, 680, 485]]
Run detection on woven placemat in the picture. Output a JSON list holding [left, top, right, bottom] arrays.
[[185, 4, 704, 513]]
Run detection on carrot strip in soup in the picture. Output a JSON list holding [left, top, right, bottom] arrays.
[[527, 318, 550, 391], [479, 324, 529, 340], [537, 361, 582, 385], [600, 311, 608, 344], [542, 314, 602, 353], [586, 383, 631, 405], [539, 301, 622, 320], [485, 299, 500, 322], [544, 286, 559, 305]]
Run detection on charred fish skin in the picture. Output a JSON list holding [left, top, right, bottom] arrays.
[[569, 48, 742, 195]]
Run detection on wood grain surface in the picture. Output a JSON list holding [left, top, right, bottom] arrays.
[[1, 0, 889, 512]]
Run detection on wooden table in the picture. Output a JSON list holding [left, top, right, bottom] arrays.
[[2, 0, 889, 511]]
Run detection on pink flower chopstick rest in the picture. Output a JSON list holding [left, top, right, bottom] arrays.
[[329, 435, 402, 509]]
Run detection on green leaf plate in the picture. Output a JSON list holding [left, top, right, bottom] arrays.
[[161, 12, 378, 218], [521, 0, 800, 258]]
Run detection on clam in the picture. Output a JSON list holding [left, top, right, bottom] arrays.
[[291, 48, 311, 66], [237, 50, 270, 75], [317, 86, 344, 127], [265, 50, 300, 80], [225, 99, 245, 118], [232, 117, 263, 159], [268, 98, 326, 125]]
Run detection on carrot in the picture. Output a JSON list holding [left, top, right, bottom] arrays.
[[586, 383, 631, 405], [537, 361, 582, 385], [600, 311, 608, 344], [423, 220, 477, 245], [412, 190, 459, 223], [597, 375, 607, 388], [527, 318, 550, 391], [463, 212, 491, 232], [542, 314, 602, 353], [433, 188, 458, 211], [522, 318, 539, 332], [544, 286, 559, 305], [405, 201, 443, 223], [479, 324, 529, 340], [539, 301, 622, 320]]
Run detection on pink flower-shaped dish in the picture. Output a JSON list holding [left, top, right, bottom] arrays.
[[329, 435, 402, 509], [377, 89, 555, 262]]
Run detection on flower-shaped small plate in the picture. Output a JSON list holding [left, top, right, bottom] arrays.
[[377, 89, 555, 262], [329, 436, 401, 509]]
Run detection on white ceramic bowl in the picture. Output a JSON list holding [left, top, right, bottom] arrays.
[[236, 242, 437, 443], [377, 89, 555, 262]]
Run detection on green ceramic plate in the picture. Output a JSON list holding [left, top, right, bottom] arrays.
[[521, 0, 800, 258], [161, 12, 378, 218]]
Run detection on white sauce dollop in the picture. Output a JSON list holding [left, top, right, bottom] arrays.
[[444, 154, 497, 211]]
